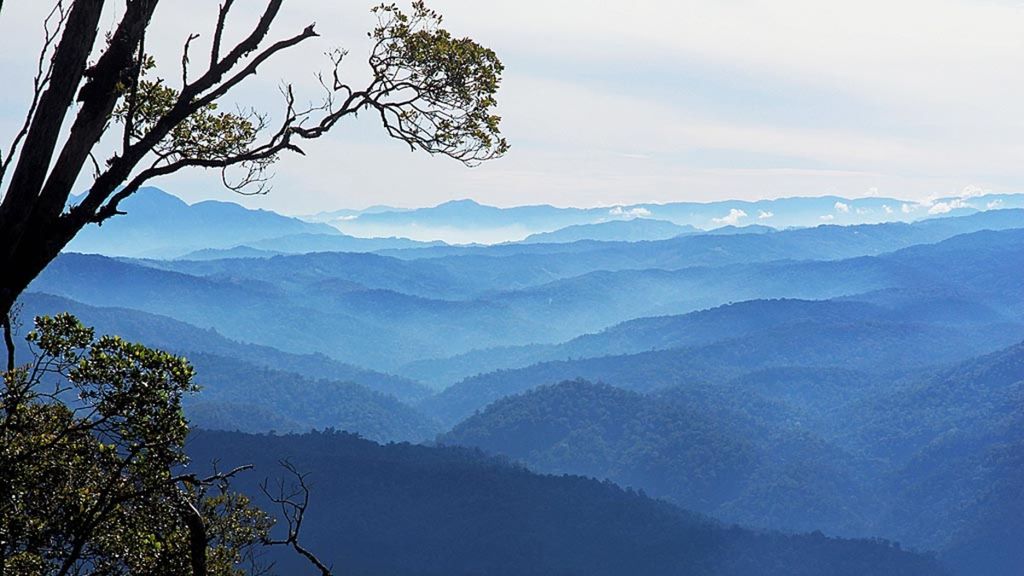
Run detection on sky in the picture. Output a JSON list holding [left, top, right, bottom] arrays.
[[2, 0, 1024, 213]]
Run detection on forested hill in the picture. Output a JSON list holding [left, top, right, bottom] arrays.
[[186, 430, 947, 576], [440, 379, 870, 534], [436, 336, 1024, 575], [422, 316, 1024, 426], [17, 292, 431, 403]]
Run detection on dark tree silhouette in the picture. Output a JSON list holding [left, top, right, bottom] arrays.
[[0, 0, 507, 331]]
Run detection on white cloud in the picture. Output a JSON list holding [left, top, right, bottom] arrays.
[[867, 187, 879, 196], [834, 201, 850, 213], [819, 214, 835, 222], [856, 207, 872, 215], [883, 204, 894, 214], [928, 197, 970, 215], [609, 206, 652, 218], [758, 210, 774, 220], [712, 208, 748, 226], [960, 184, 986, 199], [987, 199, 1004, 210], [901, 203, 917, 214]]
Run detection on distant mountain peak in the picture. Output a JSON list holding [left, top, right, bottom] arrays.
[[437, 198, 484, 207]]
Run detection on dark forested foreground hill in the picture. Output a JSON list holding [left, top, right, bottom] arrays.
[[186, 430, 947, 576], [437, 338, 1024, 576], [440, 380, 873, 535]]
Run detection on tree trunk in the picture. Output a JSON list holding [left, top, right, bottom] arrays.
[[0, 219, 77, 324]]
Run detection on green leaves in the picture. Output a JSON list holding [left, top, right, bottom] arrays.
[[114, 76, 261, 163], [2, 314, 269, 575], [367, 1, 509, 164]]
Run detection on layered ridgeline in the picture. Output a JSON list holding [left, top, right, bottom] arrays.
[[438, 337, 1024, 575], [32, 225, 1024, 372], [63, 186, 1023, 260], [405, 289, 1023, 388], [65, 187, 442, 258], [17, 293, 438, 442], [308, 193, 1024, 242], [420, 296, 1024, 425], [186, 430, 947, 576], [23, 188, 1020, 575], [519, 218, 698, 243]]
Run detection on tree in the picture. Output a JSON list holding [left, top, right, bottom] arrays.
[[0, 1, 506, 572], [1, 313, 279, 575], [0, 0, 507, 338]]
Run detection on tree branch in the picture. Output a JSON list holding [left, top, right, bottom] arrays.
[[0, 0, 104, 248], [261, 461, 333, 576], [180, 494, 209, 576], [0, 0, 68, 189], [2, 313, 14, 372], [72, 4, 316, 226], [34, 0, 159, 225], [210, 0, 235, 67]]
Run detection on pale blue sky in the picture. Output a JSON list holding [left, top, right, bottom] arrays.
[[2, 0, 1023, 213]]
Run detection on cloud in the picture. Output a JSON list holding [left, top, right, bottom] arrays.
[[834, 201, 850, 213], [867, 186, 879, 196], [922, 185, 986, 215], [856, 207, 872, 215], [960, 184, 986, 199], [928, 197, 970, 215], [819, 214, 835, 221], [712, 208, 748, 226], [758, 210, 774, 219], [901, 203, 917, 214], [883, 204, 894, 214], [987, 199, 1004, 210], [609, 206, 652, 218]]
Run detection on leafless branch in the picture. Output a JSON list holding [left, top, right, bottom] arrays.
[[123, 29, 147, 154], [0, 0, 68, 189], [182, 32, 201, 87], [210, 0, 236, 67], [173, 463, 255, 488], [261, 461, 334, 576]]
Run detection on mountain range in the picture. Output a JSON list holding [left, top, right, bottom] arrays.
[[20, 185, 1024, 576], [66, 187, 443, 258], [63, 187, 1024, 254], [308, 193, 1024, 243]]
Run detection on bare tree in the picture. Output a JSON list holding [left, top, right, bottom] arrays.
[[0, 0, 507, 332]]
